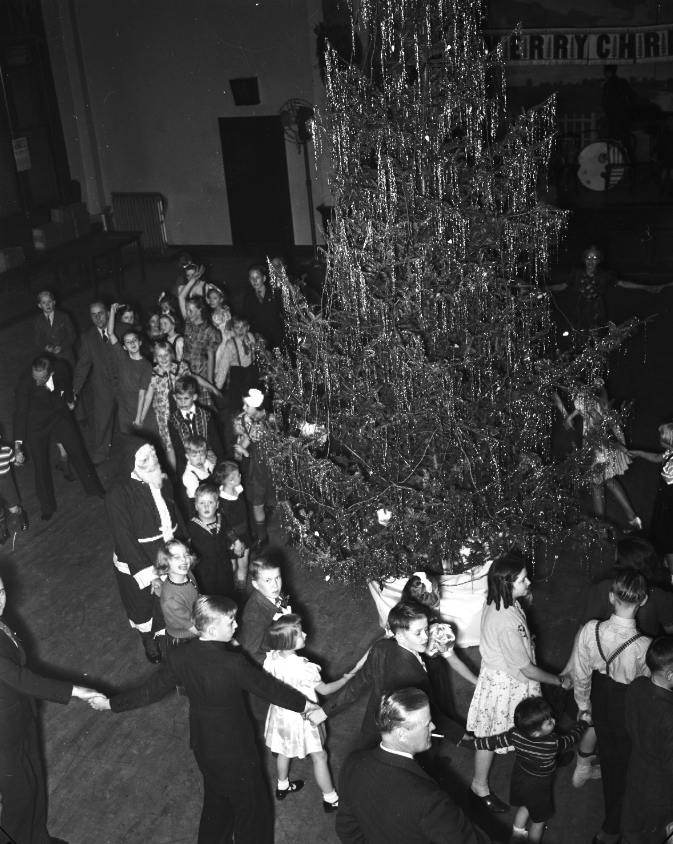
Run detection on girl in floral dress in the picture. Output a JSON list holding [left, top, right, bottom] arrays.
[[467, 552, 572, 815]]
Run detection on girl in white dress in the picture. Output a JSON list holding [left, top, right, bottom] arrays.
[[263, 613, 357, 812], [554, 379, 640, 532]]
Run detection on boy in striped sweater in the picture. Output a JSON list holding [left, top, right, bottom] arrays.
[[0, 440, 28, 544], [473, 696, 591, 843]]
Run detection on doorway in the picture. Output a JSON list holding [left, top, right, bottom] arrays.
[[219, 116, 294, 248]]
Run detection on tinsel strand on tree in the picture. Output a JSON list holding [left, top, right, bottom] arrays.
[[268, 0, 634, 582]]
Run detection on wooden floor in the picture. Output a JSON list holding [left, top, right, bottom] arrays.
[[0, 251, 672, 843]]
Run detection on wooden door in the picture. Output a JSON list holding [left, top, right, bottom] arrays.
[[219, 116, 294, 247]]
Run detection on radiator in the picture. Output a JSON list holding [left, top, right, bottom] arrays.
[[111, 192, 168, 254]]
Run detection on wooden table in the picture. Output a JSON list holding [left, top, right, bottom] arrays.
[[0, 230, 144, 299]]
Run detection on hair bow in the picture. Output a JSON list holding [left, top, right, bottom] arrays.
[[413, 571, 432, 593]]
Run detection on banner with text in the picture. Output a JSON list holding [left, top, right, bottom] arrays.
[[483, 24, 673, 64]]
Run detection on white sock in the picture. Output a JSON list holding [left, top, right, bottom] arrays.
[[323, 790, 338, 803], [471, 779, 490, 797], [513, 826, 528, 835], [277, 779, 289, 790]]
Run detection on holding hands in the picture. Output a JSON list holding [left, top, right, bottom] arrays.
[[558, 673, 573, 690]]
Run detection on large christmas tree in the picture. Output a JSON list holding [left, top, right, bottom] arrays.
[[269, 0, 632, 582]]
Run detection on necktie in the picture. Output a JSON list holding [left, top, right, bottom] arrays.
[[101, 329, 108, 344], [186, 412, 196, 435], [275, 597, 284, 608], [0, 620, 19, 648]]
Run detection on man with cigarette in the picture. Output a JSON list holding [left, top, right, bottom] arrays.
[[336, 688, 491, 844]]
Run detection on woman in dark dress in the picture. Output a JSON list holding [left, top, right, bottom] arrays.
[[242, 263, 286, 352], [548, 245, 668, 338]]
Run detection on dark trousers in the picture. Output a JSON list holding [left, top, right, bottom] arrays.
[[591, 670, 631, 835], [113, 567, 164, 633], [90, 380, 117, 464], [0, 721, 51, 844], [620, 792, 670, 844], [193, 750, 273, 844], [26, 415, 104, 514]]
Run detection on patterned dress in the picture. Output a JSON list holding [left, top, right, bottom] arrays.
[[183, 320, 220, 408], [150, 363, 180, 452], [574, 391, 631, 482], [467, 600, 541, 747]]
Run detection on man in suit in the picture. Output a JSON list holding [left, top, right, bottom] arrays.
[[620, 636, 673, 844], [13, 357, 105, 520], [32, 291, 77, 368], [72, 300, 119, 465], [336, 688, 490, 844], [32, 290, 88, 437], [90, 595, 321, 844], [0, 574, 99, 844], [331, 601, 463, 747]]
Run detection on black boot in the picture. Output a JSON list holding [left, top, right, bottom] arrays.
[[0, 513, 8, 546], [140, 631, 162, 664], [15, 506, 29, 532]]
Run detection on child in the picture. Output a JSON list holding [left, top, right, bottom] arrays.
[[216, 316, 259, 408], [153, 539, 200, 649], [159, 313, 184, 362], [238, 550, 289, 667], [0, 438, 28, 545], [107, 304, 157, 436], [213, 460, 251, 591], [572, 569, 652, 844], [554, 380, 640, 532], [628, 421, 673, 577], [212, 307, 235, 390], [234, 389, 277, 548], [138, 341, 180, 470], [188, 483, 236, 598], [168, 375, 225, 476], [263, 613, 355, 811], [473, 697, 591, 843], [182, 436, 215, 500]]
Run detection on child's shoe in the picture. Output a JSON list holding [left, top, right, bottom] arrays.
[[275, 780, 304, 800], [323, 790, 339, 813]]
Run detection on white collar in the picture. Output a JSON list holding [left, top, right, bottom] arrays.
[[380, 743, 414, 760], [181, 408, 196, 417], [44, 374, 55, 392]]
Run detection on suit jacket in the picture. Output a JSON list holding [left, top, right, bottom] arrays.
[[237, 588, 281, 666], [72, 325, 119, 395], [110, 639, 305, 759], [13, 361, 75, 443], [33, 310, 77, 367], [0, 624, 73, 750], [624, 675, 673, 814], [331, 638, 462, 741], [336, 747, 490, 844]]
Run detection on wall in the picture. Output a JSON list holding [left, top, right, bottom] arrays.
[[41, 0, 328, 246]]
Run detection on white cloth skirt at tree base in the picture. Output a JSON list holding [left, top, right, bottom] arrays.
[[466, 667, 541, 751], [368, 561, 492, 647]]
